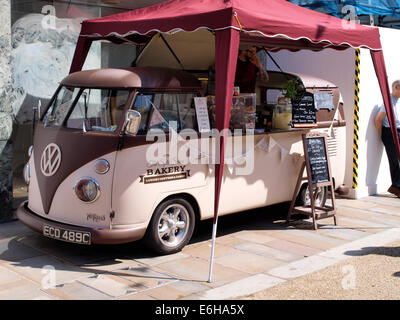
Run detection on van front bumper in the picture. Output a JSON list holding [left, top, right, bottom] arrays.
[[16, 201, 146, 245]]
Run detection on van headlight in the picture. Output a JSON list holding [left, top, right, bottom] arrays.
[[23, 163, 30, 185], [74, 177, 100, 203]]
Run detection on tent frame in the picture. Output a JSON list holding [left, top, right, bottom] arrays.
[[67, 0, 400, 282]]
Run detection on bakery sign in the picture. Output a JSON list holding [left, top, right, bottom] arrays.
[[139, 165, 191, 184]]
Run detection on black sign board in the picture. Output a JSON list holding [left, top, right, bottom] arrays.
[[305, 135, 330, 184], [291, 91, 317, 127], [287, 132, 336, 230]]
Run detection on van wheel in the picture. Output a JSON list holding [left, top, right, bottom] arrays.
[[144, 198, 195, 255], [296, 184, 327, 207]]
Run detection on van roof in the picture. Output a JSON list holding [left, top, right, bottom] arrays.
[[61, 67, 202, 89]]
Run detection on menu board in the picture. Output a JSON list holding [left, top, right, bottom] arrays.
[[194, 97, 211, 133], [314, 92, 334, 110], [305, 136, 330, 184], [291, 92, 317, 126]]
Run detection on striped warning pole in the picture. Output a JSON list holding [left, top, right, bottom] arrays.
[[352, 48, 360, 189]]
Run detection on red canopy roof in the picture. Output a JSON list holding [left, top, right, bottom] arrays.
[[79, 0, 382, 51]]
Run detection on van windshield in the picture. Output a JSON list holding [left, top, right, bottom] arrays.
[[43, 86, 130, 132]]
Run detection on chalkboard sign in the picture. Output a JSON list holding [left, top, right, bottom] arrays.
[[304, 135, 330, 184], [291, 91, 317, 127], [287, 132, 336, 230]]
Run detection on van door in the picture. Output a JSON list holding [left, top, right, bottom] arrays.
[[111, 92, 209, 226]]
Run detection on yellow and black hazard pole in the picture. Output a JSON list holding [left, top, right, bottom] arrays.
[[352, 48, 360, 189]]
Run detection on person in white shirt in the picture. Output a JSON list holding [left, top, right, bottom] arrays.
[[374, 80, 400, 197]]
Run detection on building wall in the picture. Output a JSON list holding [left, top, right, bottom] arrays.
[[356, 27, 400, 197], [0, 0, 14, 221], [0, 1, 140, 222]]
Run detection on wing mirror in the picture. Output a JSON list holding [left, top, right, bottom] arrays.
[[125, 110, 141, 135]]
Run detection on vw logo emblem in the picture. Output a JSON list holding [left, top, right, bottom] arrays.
[[40, 143, 62, 177]]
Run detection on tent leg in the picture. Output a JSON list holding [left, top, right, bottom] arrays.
[[208, 219, 218, 283]]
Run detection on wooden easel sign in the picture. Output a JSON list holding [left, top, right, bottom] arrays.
[[287, 132, 337, 230]]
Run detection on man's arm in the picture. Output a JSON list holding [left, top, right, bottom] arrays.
[[374, 111, 386, 136], [249, 54, 269, 83], [258, 67, 269, 83]]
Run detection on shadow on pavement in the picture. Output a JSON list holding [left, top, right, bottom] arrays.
[[344, 246, 400, 258]]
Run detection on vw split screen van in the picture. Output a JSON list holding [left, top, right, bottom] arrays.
[[17, 66, 347, 254]]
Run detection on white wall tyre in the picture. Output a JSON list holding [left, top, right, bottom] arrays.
[[144, 197, 195, 255], [296, 183, 327, 207]]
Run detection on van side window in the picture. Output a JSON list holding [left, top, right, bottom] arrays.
[[151, 93, 180, 132], [132, 94, 152, 134], [133, 93, 198, 133]]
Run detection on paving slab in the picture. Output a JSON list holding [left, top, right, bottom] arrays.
[[0, 265, 22, 284], [267, 254, 338, 279], [0, 280, 53, 300], [197, 274, 286, 300], [109, 265, 178, 289], [166, 279, 211, 296], [264, 239, 322, 257], [78, 259, 144, 274], [334, 198, 379, 210], [362, 195, 400, 207], [318, 226, 371, 241], [337, 205, 400, 226], [183, 242, 240, 260], [214, 251, 285, 274], [3, 255, 94, 286], [140, 283, 191, 300], [0, 237, 44, 263], [232, 242, 303, 262], [231, 230, 276, 244], [43, 281, 112, 300], [78, 274, 144, 298], [368, 206, 400, 216], [116, 291, 157, 300], [0, 220, 34, 239], [134, 251, 190, 267], [269, 229, 345, 251], [154, 256, 250, 288]]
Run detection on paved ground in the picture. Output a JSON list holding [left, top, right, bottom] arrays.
[[242, 239, 400, 300], [1, 192, 400, 300]]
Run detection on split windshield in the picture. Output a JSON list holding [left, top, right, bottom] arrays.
[[42, 86, 130, 132], [42, 87, 200, 134]]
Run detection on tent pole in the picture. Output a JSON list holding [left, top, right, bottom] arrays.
[[208, 27, 239, 283], [207, 218, 218, 283]]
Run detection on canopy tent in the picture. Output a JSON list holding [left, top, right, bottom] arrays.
[[289, 1, 400, 19], [69, 0, 400, 280]]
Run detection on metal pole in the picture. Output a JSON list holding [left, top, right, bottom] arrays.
[[207, 217, 218, 283]]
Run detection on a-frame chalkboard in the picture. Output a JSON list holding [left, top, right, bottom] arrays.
[[287, 132, 337, 230]]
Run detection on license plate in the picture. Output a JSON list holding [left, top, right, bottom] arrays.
[[43, 225, 91, 245]]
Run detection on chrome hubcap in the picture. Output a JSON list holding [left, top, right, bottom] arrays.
[[304, 186, 325, 206], [157, 204, 189, 247]]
